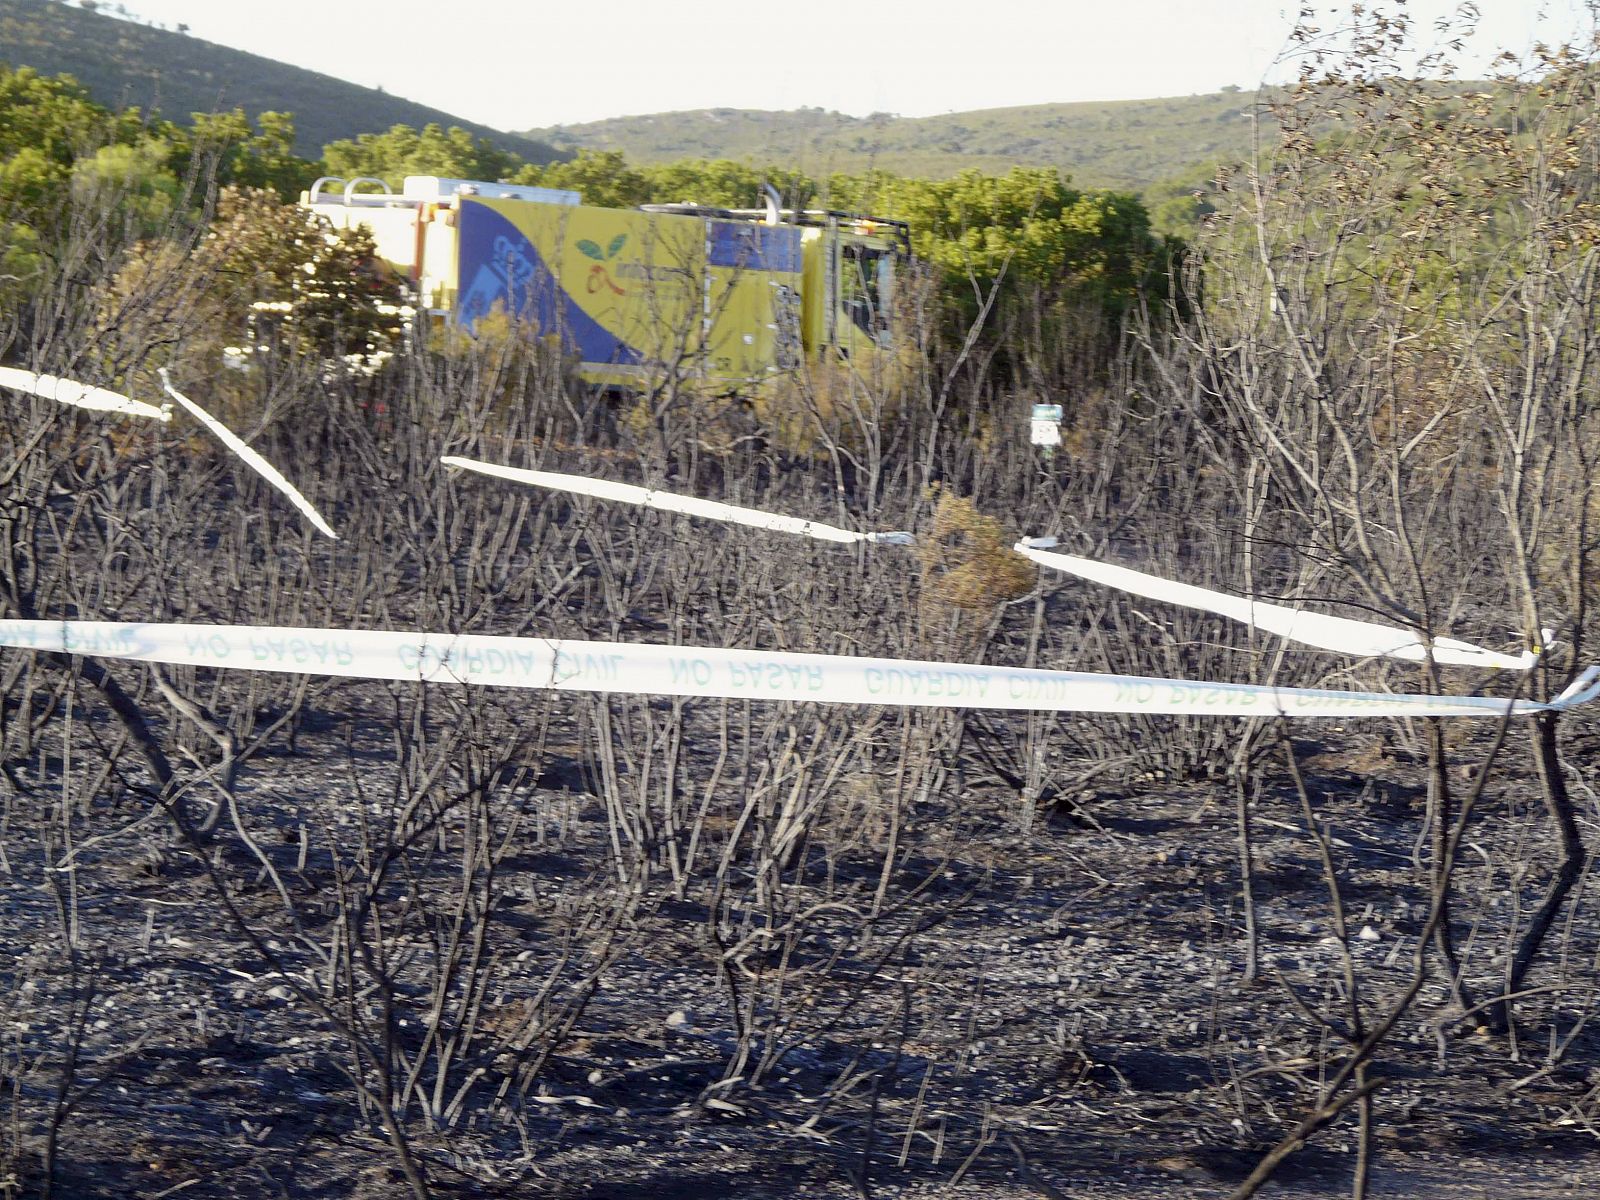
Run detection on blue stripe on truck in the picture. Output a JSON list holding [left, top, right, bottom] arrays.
[[707, 221, 802, 273], [455, 201, 643, 366]]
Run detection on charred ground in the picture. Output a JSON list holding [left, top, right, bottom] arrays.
[[2, 359, 1599, 1199]]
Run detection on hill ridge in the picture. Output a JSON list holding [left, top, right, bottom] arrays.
[[0, 0, 559, 162], [524, 90, 1268, 190]]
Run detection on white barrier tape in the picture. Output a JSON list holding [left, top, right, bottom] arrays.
[[440, 457, 914, 546], [1016, 538, 1539, 671], [0, 620, 1571, 720], [159, 370, 337, 540], [431, 460, 1531, 673], [0, 367, 172, 422], [1554, 665, 1600, 708]]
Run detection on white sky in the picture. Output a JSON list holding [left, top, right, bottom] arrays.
[[102, 1, 1596, 131]]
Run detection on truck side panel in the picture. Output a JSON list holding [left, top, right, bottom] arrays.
[[449, 198, 801, 389]]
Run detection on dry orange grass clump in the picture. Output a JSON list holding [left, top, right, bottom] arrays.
[[917, 490, 1036, 613]]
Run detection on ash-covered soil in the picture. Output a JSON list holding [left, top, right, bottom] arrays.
[[3, 680, 1597, 1199], [4, 375, 1597, 1198]]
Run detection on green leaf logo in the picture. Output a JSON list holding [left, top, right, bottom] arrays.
[[577, 236, 627, 261]]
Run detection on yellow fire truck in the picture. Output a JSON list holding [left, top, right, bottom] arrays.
[[301, 175, 909, 390]]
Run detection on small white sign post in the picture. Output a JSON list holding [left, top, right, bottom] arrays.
[[1030, 403, 1063, 457]]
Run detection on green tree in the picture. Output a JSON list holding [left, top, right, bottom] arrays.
[[642, 158, 812, 210], [827, 165, 1169, 375], [1144, 158, 1228, 235], [70, 136, 181, 236], [0, 145, 60, 212], [842, 166, 1162, 303], [0, 65, 170, 305], [518, 151, 814, 211], [0, 65, 113, 166], [0, 65, 138, 224], [322, 123, 524, 190], [514, 148, 652, 207], [180, 109, 319, 199]]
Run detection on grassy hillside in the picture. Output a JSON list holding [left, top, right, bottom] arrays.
[[525, 91, 1272, 191], [0, 0, 559, 162]]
